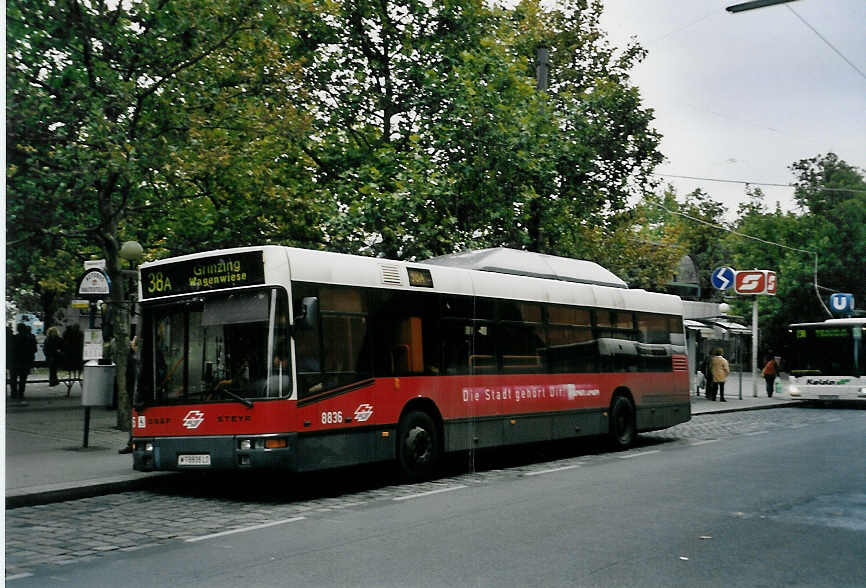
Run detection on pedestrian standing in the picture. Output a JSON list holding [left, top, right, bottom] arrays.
[[6, 326, 14, 396], [703, 353, 715, 400], [44, 326, 64, 387], [9, 323, 37, 400], [762, 354, 779, 398], [61, 324, 84, 377], [710, 347, 730, 402]]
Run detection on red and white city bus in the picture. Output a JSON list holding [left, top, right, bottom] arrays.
[[132, 246, 690, 477]]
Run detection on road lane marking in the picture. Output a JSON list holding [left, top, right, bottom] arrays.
[[743, 430, 768, 436], [6, 573, 34, 582], [393, 485, 467, 501], [617, 450, 661, 459], [186, 517, 306, 543], [524, 464, 581, 477], [690, 439, 719, 446]]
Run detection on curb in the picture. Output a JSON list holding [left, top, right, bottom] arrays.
[[6, 472, 178, 509], [691, 399, 807, 416]]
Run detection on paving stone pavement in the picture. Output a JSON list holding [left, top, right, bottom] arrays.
[[7, 407, 862, 580]]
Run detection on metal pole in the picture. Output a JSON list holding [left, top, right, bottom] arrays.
[[83, 301, 96, 448], [83, 407, 91, 448], [752, 297, 759, 397], [738, 334, 743, 400]]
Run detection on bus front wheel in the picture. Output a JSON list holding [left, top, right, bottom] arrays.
[[397, 410, 440, 480], [609, 395, 636, 449]]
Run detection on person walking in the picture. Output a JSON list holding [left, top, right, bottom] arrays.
[[762, 354, 779, 398], [44, 326, 64, 387], [710, 347, 730, 402], [9, 323, 37, 401]]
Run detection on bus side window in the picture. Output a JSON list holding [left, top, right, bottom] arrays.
[[293, 283, 323, 398], [545, 304, 595, 374], [369, 290, 440, 377], [391, 317, 424, 375], [498, 300, 545, 374]]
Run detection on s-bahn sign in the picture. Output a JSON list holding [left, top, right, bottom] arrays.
[[711, 268, 777, 296], [734, 270, 776, 295]]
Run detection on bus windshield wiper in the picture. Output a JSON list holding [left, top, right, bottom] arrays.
[[218, 388, 254, 408]]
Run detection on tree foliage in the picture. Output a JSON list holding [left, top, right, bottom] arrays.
[[277, 0, 664, 259], [726, 154, 866, 353], [8, 0, 670, 425], [7, 0, 317, 428]]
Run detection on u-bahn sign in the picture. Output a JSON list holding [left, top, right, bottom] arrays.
[[830, 293, 854, 314]]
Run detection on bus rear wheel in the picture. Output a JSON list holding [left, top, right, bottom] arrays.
[[609, 395, 636, 450], [397, 410, 440, 480]]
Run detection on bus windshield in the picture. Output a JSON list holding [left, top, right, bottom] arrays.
[[786, 325, 864, 377], [142, 288, 291, 405]]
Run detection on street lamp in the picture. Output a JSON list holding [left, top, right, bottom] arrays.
[[119, 240, 144, 264], [118, 240, 143, 334], [726, 0, 798, 13]]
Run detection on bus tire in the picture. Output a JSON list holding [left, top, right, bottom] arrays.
[[397, 410, 440, 480], [608, 395, 636, 450]]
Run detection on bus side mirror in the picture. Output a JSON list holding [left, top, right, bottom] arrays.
[[294, 297, 319, 332]]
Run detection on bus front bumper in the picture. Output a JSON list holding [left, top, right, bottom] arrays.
[[132, 434, 298, 471]]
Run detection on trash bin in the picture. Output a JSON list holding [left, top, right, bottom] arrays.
[[82, 360, 115, 406]]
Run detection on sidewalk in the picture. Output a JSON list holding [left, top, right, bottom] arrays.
[[689, 371, 800, 415], [5, 372, 800, 508], [4, 379, 174, 509]]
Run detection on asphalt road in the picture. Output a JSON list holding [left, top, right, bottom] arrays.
[[7, 408, 866, 587]]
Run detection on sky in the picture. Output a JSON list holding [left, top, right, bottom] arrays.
[[598, 0, 866, 218]]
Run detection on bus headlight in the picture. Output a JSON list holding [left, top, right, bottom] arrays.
[[858, 387, 866, 398], [239, 439, 252, 451], [789, 385, 800, 397]]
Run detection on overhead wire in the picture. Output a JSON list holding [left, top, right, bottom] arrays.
[[653, 173, 866, 194], [787, 5, 866, 83], [649, 200, 832, 317]]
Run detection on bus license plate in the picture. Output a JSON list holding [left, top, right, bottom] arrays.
[[178, 454, 211, 467]]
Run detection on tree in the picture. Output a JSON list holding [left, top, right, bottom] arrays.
[[728, 155, 866, 354], [644, 187, 732, 299], [281, 0, 664, 259], [7, 0, 313, 429]]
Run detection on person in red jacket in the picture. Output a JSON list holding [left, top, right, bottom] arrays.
[[762, 354, 779, 398]]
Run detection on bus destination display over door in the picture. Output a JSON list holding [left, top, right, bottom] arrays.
[[141, 251, 265, 299]]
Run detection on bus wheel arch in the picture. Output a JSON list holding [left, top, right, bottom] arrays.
[[608, 389, 637, 450], [396, 399, 443, 480]]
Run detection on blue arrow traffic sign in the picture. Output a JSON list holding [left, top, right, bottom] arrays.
[[711, 266, 735, 290]]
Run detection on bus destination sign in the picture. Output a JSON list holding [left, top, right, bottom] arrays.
[[141, 251, 265, 300]]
